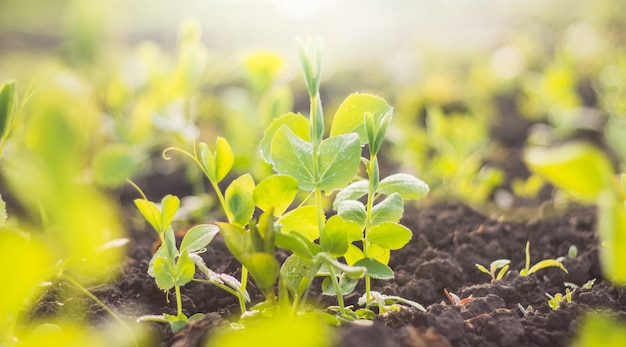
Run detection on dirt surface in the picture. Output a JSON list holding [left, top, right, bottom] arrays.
[[25, 199, 626, 347]]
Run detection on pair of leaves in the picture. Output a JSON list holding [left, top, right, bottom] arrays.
[[333, 173, 430, 210], [134, 194, 180, 235], [198, 137, 234, 184], [150, 224, 219, 291], [270, 124, 362, 192]]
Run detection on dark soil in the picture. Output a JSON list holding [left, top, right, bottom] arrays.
[[25, 199, 626, 347]]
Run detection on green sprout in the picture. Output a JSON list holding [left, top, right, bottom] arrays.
[[520, 241, 568, 276], [132, 186, 248, 332], [546, 289, 573, 310], [476, 259, 510, 282]]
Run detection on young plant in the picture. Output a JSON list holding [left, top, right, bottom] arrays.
[[546, 289, 573, 310], [519, 241, 568, 277], [132, 189, 248, 332], [476, 259, 510, 282], [525, 142, 626, 285], [443, 288, 474, 306]]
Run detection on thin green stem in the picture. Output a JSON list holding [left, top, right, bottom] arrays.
[[62, 275, 138, 347], [327, 265, 346, 315], [175, 285, 183, 316], [363, 153, 378, 309], [240, 266, 249, 294]]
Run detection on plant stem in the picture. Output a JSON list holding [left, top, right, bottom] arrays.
[[240, 266, 249, 294], [62, 275, 138, 347], [327, 265, 346, 315], [175, 285, 183, 316], [363, 154, 378, 308]]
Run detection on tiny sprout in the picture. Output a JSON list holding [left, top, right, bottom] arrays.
[[520, 241, 568, 276], [476, 259, 510, 282], [517, 303, 534, 316], [443, 288, 474, 306], [546, 289, 572, 310]]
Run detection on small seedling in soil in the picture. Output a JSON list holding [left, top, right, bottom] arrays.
[[517, 303, 534, 316], [520, 241, 568, 276], [443, 288, 474, 306], [131, 186, 248, 332], [546, 279, 595, 310], [475, 259, 510, 282]]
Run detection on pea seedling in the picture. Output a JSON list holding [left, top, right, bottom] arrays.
[[132, 187, 248, 332], [476, 259, 510, 282], [520, 241, 568, 276]]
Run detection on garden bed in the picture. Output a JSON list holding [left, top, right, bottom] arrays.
[[28, 199, 622, 347]]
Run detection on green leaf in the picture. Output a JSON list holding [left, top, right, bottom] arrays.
[[199, 137, 234, 184], [275, 231, 314, 260], [214, 137, 234, 183], [92, 145, 138, 187], [345, 220, 363, 242], [525, 143, 614, 202], [0, 194, 6, 227], [353, 257, 394, 280], [199, 142, 217, 183], [597, 192, 626, 285], [160, 195, 180, 233], [164, 226, 178, 263], [371, 193, 403, 225], [378, 173, 429, 200], [148, 245, 167, 278], [279, 205, 322, 241], [0, 81, 16, 138], [332, 180, 368, 210], [526, 259, 568, 276], [330, 93, 392, 145], [225, 174, 256, 227], [280, 254, 315, 296], [317, 133, 361, 192], [320, 215, 349, 257], [154, 256, 175, 290], [134, 199, 162, 234], [337, 200, 367, 228], [180, 223, 219, 253], [367, 222, 412, 250], [368, 242, 391, 265], [260, 112, 310, 163], [218, 222, 249, 260], [270, 125, 316, 191], [254, 175, 299, 216], [343, 244, 364, 266], [321, 275, 359, 296], [243, 252, 280, 296], [175, 249, 195, 286]]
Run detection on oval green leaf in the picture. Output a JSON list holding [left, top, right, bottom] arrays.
[[175, 249, 195, 286], [225, 174, 256, 227], [320, 215, 349, 257], [332, 180, 368, 210], [214, 137, 234, 183], [0, 81, 16, 138], [134, 199, 162, 234], [260, 112, 310, 163], [330, 93, 392, 144], [371, 193, 403, 226], [270, 125, 316, 191], [353, 257, 394, 280], [378, 173, 429, 200], [254, 175, 299, 216], [318, 133, 361, 191], [154, 255, 175, 290], [279, 205, 322, 241], [367, 222, 412, 250], [180, 223, 219, 253], [160, 195, 180, 233], [337, 200, 367, 228]]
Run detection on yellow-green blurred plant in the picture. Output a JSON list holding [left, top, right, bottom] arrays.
[[0, 82, 133, 345], [206, 313, 332, 347], [393, 106, 503, 205]]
